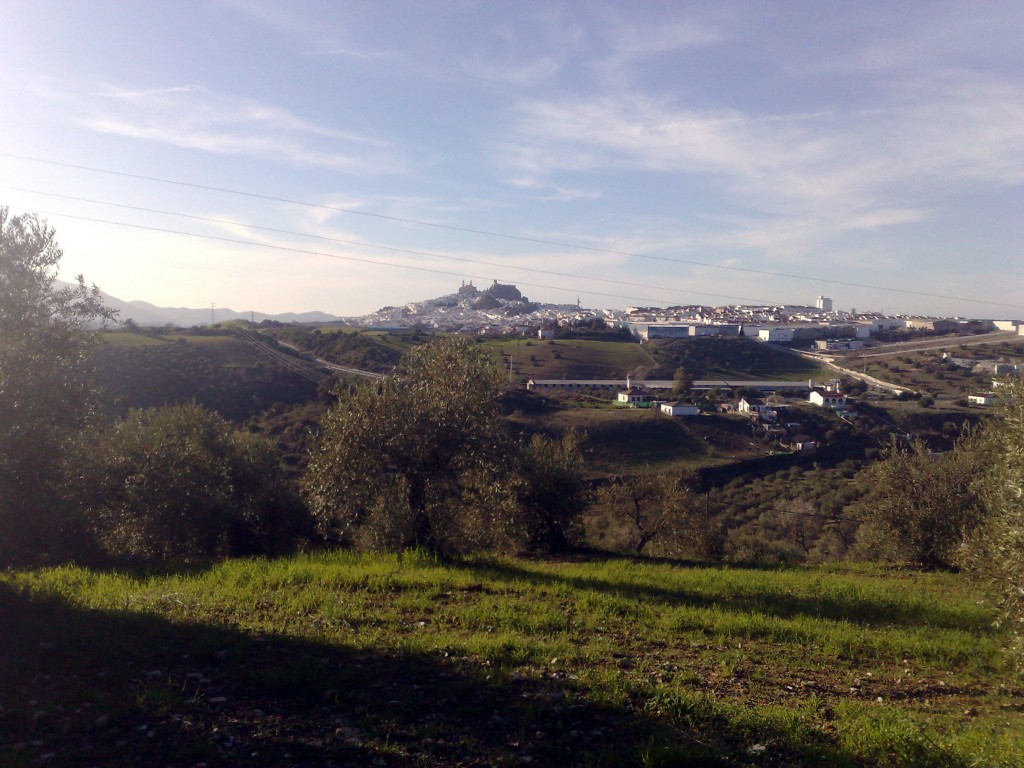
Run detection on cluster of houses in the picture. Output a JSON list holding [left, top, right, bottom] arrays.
[[612, 380, 848, 415], [938, 353, 1021, 406], [354, 282, 1023, 347], [612, 380, 846, 452], [624, 316, 1022, 346]]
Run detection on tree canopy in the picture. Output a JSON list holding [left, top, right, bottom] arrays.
[[961, 378, 1024, 662], [74, 403, 308, 563], [0, 208, 112, 562], [858, 432, 988, 570], [304, 338, 514, 553]]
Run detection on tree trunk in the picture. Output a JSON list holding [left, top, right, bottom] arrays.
[[407, 475, 433, 549]]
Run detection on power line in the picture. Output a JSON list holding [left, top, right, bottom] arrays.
[[2, 152, 1018, 311], [1, 186, 773, 306]]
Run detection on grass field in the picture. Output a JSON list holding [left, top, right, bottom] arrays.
[[481, 339, 658, 383], [532, 408, 764, 475], [99, 330, 265, 367], [649, 338, 830, 382], [2, 553, 1020, 767]]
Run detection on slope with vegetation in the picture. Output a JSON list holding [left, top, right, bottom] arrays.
[[649, 337, 829, 381], [838, 339, 1024, 402], [95, 328, 319, 422]]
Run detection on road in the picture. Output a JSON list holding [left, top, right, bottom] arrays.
[[844, 331, 1019, 360], [246, 332, 385, 380]]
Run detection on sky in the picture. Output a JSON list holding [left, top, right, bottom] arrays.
[[1, 0, 1022, 319]]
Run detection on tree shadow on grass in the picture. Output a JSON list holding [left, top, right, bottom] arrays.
[[452, 554, 990, 633], [0, 580, 976, 768]]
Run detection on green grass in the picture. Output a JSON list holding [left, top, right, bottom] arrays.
[[649, 337, 830, 381], [98, 330, 168, 346], [482, 338, 658, 382], [2, 553, 1019, 767], [514, 408, 766, 475]]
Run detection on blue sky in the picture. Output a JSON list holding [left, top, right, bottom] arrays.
[[1, 1, 1021, 317]]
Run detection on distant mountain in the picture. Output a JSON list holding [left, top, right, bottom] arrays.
[[122, 299, 340, 326], [56, 281, 341, 327]]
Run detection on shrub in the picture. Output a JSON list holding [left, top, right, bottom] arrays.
[[961, 378, 1024, 663], [304, 338, 514, 554], [857, 432, 988, 570], [515, 430, 590, 551], [74, 404, 309, 564]]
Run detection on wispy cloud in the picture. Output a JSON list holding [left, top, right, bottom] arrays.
[[601, 12, 726, 62], [72, 83, 406, 173], [507, 176, 601, 202], [504, 66, 1024, 236], [463, 55, 563, 87]]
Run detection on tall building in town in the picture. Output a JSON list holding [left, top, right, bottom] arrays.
[[816, 296, 833, 312]]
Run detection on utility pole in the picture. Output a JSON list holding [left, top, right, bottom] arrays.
[[210, 302, 215, 326]]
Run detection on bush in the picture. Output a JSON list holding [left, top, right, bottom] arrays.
[[74, 404, 309, 564], [961, 378, 1024, 663], [515, 430, 590, 551], [856, 432, 988, 570], [304, 338, 514, 554]]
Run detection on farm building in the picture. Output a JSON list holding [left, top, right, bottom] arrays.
[[809, 389, 847, 409], [660, 400, 700, 417]]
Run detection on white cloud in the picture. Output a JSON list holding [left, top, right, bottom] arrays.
[[601, 12, 726, 62], [507, 176, 601, 202], [71, 83, 406, 173], [506, 70, 1024, 221]]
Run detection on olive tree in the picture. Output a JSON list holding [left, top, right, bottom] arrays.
[[515, 429, 590, 551], [595, 472, 700, 555], [0, 208, 112, 563], [304, 338, 513, 553], [858, 433, 988, 570], [961, 378, 1024, 662], [74, 403, 309, 564]]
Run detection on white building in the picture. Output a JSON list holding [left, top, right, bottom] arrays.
[[816, 296, 833, 312], [758, 327, 795, 343], [738, 397, 768, 414], [809, 389, 847, 409], [814, 338, 864, 351], [617, 387, 657, 407], [660, 401, 700, 417]]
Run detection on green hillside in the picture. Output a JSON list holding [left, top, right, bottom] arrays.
[[3, 553, 1020, 767], [520, 408, 766, 475], [649, 337, 828, 380], [838, 337, 1024, 402], [94, 329, 318, 421], [483, 338, 658, 382]]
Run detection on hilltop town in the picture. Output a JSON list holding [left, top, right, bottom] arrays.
[[347, 280, 1022, 346]]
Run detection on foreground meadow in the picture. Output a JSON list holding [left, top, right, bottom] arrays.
[[1, 553, 1021, 767]]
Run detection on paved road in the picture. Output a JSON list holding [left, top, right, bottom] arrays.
[[844, 331, 1018, 359], [259, 335, 385, 379]]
